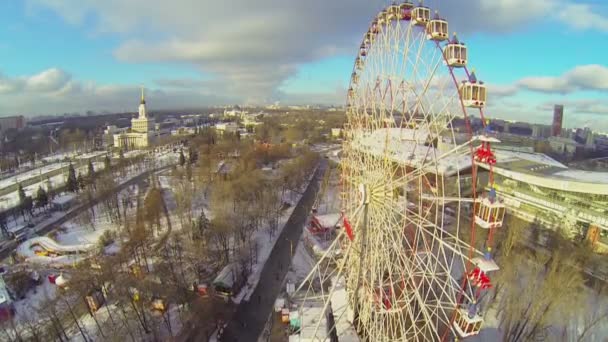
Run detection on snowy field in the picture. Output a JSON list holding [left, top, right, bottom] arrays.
[[0, 162, 106, 212], [0, 149, 181, 340], [232, 166, 320, 305]]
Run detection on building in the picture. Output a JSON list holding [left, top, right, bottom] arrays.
[[531, 124, 552, 138], [224, 108, 246, 119], [171, 127, 196, 136], [584, 128, 596, 150], [215, 122, 238, 135], [113, 88, 157, 150], [103, 125, 127, 147], [478, 149, 608, 250], [552, 105, 564, 137], [0, 116, 26, 136], [548, 136, 581, 157]]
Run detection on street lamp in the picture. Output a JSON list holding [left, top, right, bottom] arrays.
[[286, 238, 294, 258]]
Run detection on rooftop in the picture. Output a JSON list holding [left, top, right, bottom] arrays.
[[352, 128, 471, 176], [485, 150, 608, 194]]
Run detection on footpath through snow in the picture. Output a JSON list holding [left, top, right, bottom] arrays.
[[218, 160, 327, 342]]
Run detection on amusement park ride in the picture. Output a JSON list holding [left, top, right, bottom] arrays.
[[293, 1, 508, 341]]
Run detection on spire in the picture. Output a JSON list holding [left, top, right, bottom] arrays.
[[140, 86, 146, 105], [469, 69, 478, 83], [138, 85, 147, 119]]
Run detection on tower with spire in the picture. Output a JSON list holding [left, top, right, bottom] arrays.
[[138, 86, 147, 119], [132, 86, 155, 134], [113, 85, 157, 149]]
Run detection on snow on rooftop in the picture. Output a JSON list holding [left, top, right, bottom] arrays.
[[294, 304, 329, 341], [315, 213, 342, 228], [0, 162, 69, 190], [352, 128, 471, 175], [52, 193, 76, 205], [16, 236, 94, 266], [552, 169, 608, 184], [213, 263, 239, 288], [75, 151, 106, 160], [494, 149, 566, 169], [122, 150, 147, 158]]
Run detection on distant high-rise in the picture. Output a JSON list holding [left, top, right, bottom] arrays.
[[552, 105, 564, 137]]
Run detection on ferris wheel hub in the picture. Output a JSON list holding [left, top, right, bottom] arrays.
[[358, 183, 370, 206]]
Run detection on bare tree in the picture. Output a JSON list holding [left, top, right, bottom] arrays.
[[498, 247, 586, 342]]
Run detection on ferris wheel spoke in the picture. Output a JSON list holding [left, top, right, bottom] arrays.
[[409, 46, 442, 119], [322, 5, 493, 341], [387, 207, 474, 311], [402, 206, 482, 262]]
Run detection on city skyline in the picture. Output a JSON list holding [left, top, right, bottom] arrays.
[[0, 0, 607, 129]]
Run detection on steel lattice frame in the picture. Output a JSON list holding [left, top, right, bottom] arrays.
[[294, 4, 495, 342]]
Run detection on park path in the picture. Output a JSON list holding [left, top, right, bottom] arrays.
[[180, 160, 327, 342], [219, 159, 327, 342]]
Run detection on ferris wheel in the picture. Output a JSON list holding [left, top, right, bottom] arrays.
[[292, 1, 507, 341]]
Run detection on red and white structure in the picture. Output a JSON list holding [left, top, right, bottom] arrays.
[[294, 1, 506, 341]]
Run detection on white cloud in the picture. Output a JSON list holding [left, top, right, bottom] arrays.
[[0, 68, 237, 116], [557, 4, 608, 32], [25, 68, 71, 92], [488, 84, 519, 97], [10, 0, 607, 118], [24, 0, 605, 103], [518, 64, 608, 94], [0, 73, 24, 94]]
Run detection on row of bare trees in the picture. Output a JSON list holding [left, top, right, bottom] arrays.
[[487, 215, 607, 341]]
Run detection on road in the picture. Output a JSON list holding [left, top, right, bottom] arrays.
[[180, 160, 327, 342], [220, 160, 327, 342], [0, 164, 174, 261]]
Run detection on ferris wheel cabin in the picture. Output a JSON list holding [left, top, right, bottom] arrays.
[[399, 1, 414, 21], [427, 12, 449, 41], [371, 20, 380, 34], [365, 31, 376, 45], [347, 87, 355, 100], [360, 44, 367, 57], [377, 10, 388, 26], [453, 308, 483, 338], [412, 4, 431, 26], [355, 57, 364, 71], [351, 72, 360, 85], [388, 3, 401, 20], [460, 72, 487, 108], [444, 34, 467, 67], [473, 191, 506, 229]]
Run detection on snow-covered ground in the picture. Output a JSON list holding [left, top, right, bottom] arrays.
[[232, 167, 320, 305], [233, 194, 299, 304], [13, 273, 58, 323], [0, 162, 69, 190], [0, 161, 106, 211], [0, 149, 181, 340]]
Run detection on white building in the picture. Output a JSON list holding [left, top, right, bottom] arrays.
[[215, 122, 238, 135], [114, 88, 157, 150], [224, 108, 247, 119], [171, 127, 196, 136], [478, 149, 608, 249]]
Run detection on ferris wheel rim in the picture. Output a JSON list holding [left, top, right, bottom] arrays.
[[297, 4, 499, 342]]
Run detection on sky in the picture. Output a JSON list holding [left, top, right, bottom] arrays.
[[0, 0, 607, 130]]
